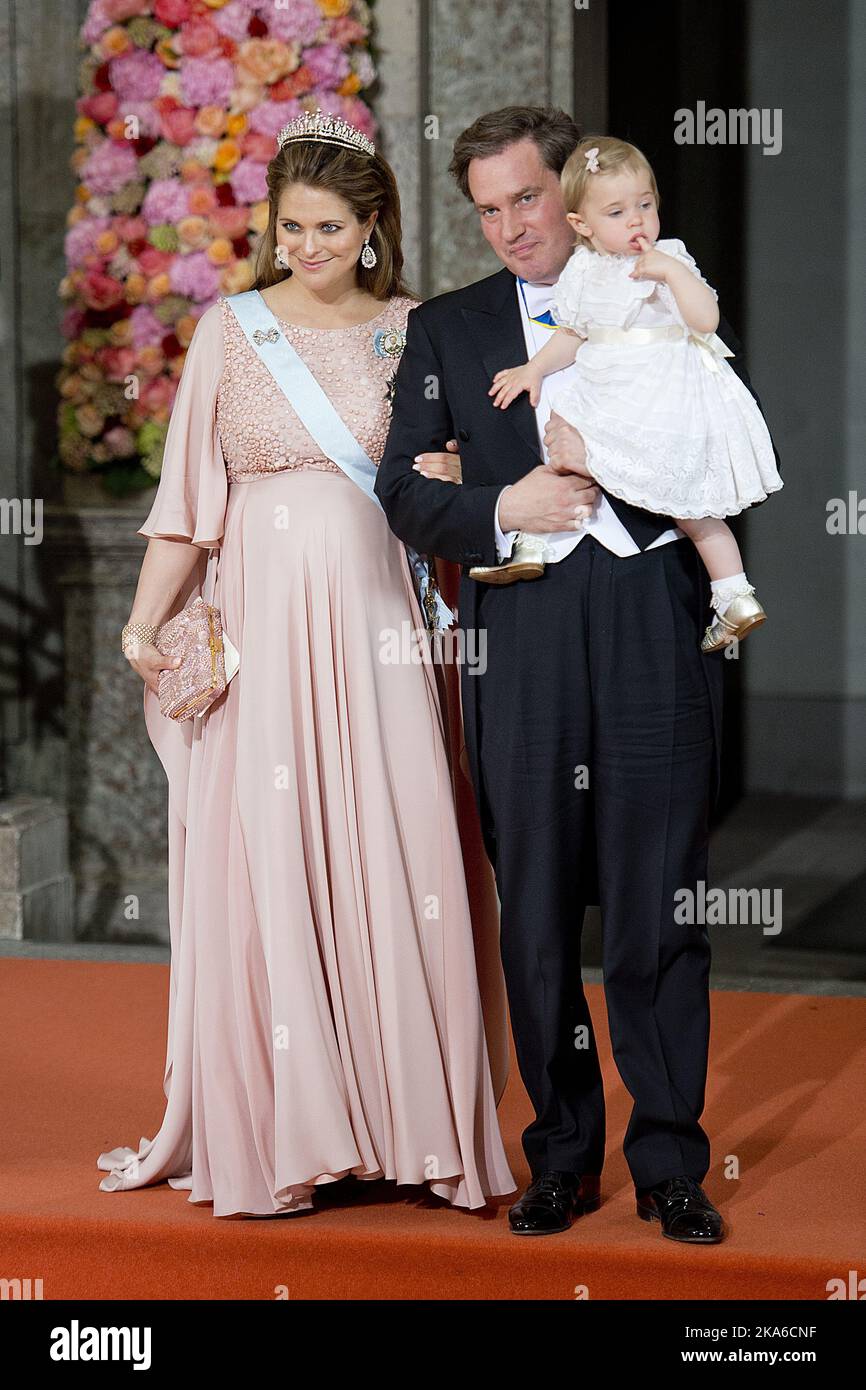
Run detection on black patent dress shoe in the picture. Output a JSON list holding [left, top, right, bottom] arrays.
[[508, 1171, 601, 1236], [635, 1175, 725, 1243]]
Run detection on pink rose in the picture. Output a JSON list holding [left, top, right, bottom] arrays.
[[81, 270, 125, 311], [210, 205, 251, 239], [180, 16, 221, 57], [240, 131, 274, 162], [137, 247, 175, 276], [160, 106, 198, 145], [78, 91, 118, 124], [153, 0, 192, 24], [102, 0, 150, 21]]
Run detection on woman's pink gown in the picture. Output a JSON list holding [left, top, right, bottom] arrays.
[[97, 293, 515, 1217]]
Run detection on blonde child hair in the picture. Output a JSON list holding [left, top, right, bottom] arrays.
[[561, 135, 661, 248]]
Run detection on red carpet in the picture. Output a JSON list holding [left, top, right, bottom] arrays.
[[1, 959, 864, 1299]]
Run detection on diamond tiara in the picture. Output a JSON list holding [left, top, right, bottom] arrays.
[[276, 110, 375, 157]]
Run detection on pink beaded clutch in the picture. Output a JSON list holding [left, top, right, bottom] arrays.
[[156, 597, 227, 721]]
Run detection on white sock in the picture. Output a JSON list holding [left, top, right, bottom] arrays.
[[710, 571, 754, 616]]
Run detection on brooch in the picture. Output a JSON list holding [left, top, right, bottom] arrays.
[[373, 326, 406, 358], [252, 326, 280, 345]]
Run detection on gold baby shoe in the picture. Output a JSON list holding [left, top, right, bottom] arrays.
[[701, 591, 767, 654], [469, 532, 546, 584]]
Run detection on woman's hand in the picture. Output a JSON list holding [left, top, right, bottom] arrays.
[[125, 640, 181, 695], [489, 364, 544, 409], [412, 437, 462, 484]]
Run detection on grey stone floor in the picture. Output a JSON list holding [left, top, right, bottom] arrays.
[[2, 796, 864, 997]]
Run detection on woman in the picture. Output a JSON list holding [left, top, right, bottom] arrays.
[[98, 113, 515, 1219]]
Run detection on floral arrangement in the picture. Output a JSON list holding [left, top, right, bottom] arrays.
[[57, 0, 378, 496]]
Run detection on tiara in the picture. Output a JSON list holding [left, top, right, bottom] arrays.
[[276, 110, 375, 157]]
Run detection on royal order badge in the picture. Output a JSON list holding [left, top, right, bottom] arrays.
[[373, 326, 406, 359]]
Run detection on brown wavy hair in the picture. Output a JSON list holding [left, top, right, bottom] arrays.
[[252, 138, 415, 300]]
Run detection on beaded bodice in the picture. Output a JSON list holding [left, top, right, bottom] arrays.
[[216, 293, 418, 483]]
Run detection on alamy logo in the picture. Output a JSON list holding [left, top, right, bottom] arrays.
[[674, 881, 783, 935], [674, 102, 782, 156], [49, 1321, 152, 1370]]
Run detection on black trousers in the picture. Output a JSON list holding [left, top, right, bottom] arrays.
[[470, 535, 721, 1188]]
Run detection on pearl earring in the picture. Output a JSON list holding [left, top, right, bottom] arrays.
[[360, 236, 377, 269]]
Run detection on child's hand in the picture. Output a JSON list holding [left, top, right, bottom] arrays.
[[489, 364, 543, 409], [629, 236, 674, 283]]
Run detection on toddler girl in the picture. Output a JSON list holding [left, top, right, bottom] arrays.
[[485, 135, 782, 653]]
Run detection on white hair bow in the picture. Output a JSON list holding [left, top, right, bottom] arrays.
[[584, 147, 600, 173]]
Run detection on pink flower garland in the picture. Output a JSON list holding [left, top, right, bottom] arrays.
[[59, 0, 378, 490]]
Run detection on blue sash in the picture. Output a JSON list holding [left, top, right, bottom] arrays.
[[225, 289, 453, 633]]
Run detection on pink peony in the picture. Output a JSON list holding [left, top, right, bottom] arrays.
[[116, 101, 163, 140], [228, 156, 268, 205], [141, 178, 191, 225], [81, 138, 139, 195], [303, 42, 350, 89], [81, 1, 113, 46], [129, 303, 166, 347], [210, 0, 253, 44], [248, 98, 302, 139], [65, 217, 112, 269], [179, 55, 236, 107], [168, 250, 221, 300], [108, 48, 166, 102], [265, 0, 324, 47]]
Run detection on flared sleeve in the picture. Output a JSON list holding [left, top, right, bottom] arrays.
[[550, 245, 591, 335], [138, 301, 227, 549]]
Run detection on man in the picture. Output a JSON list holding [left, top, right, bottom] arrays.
[[375, 106, 776, 1241]]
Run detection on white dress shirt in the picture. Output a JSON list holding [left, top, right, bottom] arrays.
[[493, 277, 683, 560]]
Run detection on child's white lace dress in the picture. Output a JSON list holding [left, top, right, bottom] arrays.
[[549, 239, 783, 518]]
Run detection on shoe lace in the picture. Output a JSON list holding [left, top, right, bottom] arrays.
[[529, 1171, 577, 1200], [663, 1175, 705, 1206]]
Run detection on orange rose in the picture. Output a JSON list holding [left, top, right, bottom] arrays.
[[188, 184, 218, 214], [146, 272, 172, 301], [236, 38, 299, 85], [175, 314, 198, 348], [94, 230, 120, 257], [99, 26, 131, 57], [206, 237, 233, 266], [249, 201, 270, 235], [213, 139, 241, 172], [196, 105, 227, 138], [338, 73, 362, 96], [226, 112, 248, 138], [125, 273, 147, 303], [317, 0, 352, 17], [221, 260, 255, 296]]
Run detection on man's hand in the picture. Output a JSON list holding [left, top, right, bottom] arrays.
[[498, 464, 598, 533], [544, 411, 594, 480], [412, 437, 462, 484]]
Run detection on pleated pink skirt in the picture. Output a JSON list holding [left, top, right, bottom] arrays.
[[98, 467, 515, 1217]]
